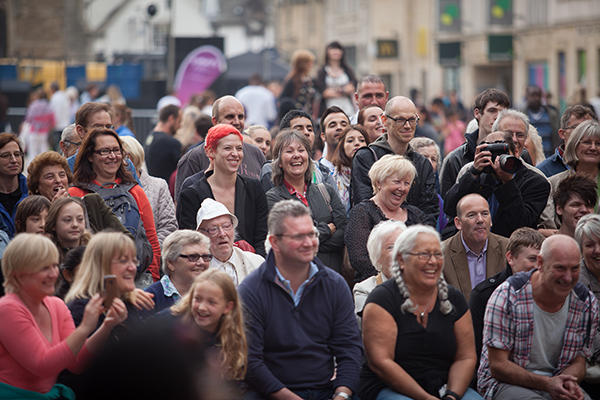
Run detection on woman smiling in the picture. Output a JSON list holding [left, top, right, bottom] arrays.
[[345, 155, 427, 281], [177, 124, 268, 256]]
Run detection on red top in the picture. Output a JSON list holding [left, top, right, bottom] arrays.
[[69, 179, 161, 281], [0, 294, 91, 392], [283, 179, 308, 207]]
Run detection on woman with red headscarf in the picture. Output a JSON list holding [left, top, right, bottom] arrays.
[[176, 124, 268, 256]]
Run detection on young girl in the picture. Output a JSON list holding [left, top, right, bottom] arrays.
[[332, 125, 369, 214], [45, 196, 90, 263], [170, 269, 247, 382], [14, 195, 51, 234]]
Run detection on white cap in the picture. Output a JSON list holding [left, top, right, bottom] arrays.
[[196, 198, 239, 230]]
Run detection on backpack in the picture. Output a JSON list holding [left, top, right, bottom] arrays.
[[82, 182, 153, 279]]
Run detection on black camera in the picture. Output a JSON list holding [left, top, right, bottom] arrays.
[[482, 143, 522, 174]]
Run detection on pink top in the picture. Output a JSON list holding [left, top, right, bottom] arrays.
[[0, 293, 90, 392]]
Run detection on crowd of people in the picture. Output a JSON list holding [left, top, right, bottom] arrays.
[[1, 41, 600, 400]]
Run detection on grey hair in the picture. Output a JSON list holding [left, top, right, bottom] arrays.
[[390, 225, 453, 315], [575, 214, 600, 251], [564, 120, 600, 168], [161, 230, 211, 275], [367, 220, 407, 270], [357, 74, 385, 89], [60, 124, 77, 142], [410, 137, 441, 171], [267, 199, 312, 237], [492, 109, 530, 138]]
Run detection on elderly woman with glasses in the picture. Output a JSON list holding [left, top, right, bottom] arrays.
[[145, 230, 212, 313], [359, 225, 482, 400], [345, 154, 426, 282], [68, 128, 161, 284]]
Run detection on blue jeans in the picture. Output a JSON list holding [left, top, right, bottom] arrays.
[[376, 387, 484, 400]]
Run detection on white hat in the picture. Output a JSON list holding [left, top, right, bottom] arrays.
[[196, 198, 239, 230]]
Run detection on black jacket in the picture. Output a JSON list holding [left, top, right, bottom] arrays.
[[443, 162, 550, 238], [439, 129, 479, 198], [176, 171, 268, 256], [469, 264, 512, 364], [350, 134, 438, 226]]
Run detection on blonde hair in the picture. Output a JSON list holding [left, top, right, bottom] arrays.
[[171, 269, 247, 380], [65, 231, 136, 303], [2, 234, 59, 294], [368, 154, 417, 194], [120, 136, 145, 173], [175, 105, 202, 147]]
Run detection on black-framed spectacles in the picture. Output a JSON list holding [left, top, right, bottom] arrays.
[[179, 253, 213, 263], [276, 231, 319, 242], [93, 147, 122, 157], [385, 114, 419, 126]]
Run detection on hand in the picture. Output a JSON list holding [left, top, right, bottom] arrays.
[[562, 379, 584, 400], [269, 388, 303, 400], [546, 374, 579, 400], [102, 298, 128, 329], [130, 288, 155, 311], [491, 157, 514, 184], [327, 223, 336, 234], [51, 187, 69, 202], [79, 294, 104, 334], [538, 228, 559, 238], [473, 144, 493, 173]]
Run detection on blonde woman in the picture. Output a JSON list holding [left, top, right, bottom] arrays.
[[0, 234, 126, 395], [65, 232, 154, 336]]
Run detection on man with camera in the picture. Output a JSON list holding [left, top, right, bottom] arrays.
[[444, 131, 550, 238]]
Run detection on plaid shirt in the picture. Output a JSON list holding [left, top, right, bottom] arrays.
[[477, 270, 599, 399]]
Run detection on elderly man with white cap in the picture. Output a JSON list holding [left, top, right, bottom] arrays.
[[196, 198, 265, 285]]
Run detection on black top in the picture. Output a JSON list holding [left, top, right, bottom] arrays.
[[0, 186, 21, 220], [345, 199, 427, 282], [145, 131, 182, 182], [359, 280, 468, 399]]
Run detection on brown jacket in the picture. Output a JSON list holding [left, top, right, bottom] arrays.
[[442, 231, 508, 301]]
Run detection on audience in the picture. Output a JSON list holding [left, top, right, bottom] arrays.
[[6, 77, 600, 399]]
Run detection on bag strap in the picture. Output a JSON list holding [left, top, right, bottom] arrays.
[[316, 183, 332, 214]]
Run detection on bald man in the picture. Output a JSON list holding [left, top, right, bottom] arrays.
[[350, 96, 438, 226], [478, 235, 597, 400], [174, 95, 265, 199]]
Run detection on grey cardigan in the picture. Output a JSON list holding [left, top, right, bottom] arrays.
[[140, 169, 178, 246], [266, 182, 347, 272]]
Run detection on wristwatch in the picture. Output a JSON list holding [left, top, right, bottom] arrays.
[[332, 392, 351, 400]]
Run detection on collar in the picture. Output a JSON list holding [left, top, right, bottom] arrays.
[[283, 179, 308, 206], [274, 261, 319, 297], [460, 232, 488, 257], [160, 275, 181, 298]]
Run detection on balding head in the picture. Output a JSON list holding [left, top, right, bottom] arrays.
[[384, 96, 417, 115], [537, 234, 581, 299], [212, 95, 245, 132]]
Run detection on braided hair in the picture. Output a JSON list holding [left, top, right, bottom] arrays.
[[390, 225, 453, 315]]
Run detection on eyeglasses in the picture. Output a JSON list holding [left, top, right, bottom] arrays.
[[199, 222, 234, 236], [277, 231, 319, 242], [0, 151, 23, 160], [94, 147, 122, 157], [63, 139, 82, 147], [564, 124, 579, 131], [407, 252, 443, 261], [179, 253, 213, 263], [385, 114, 419, 126]]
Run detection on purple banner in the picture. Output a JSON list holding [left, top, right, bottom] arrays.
[[174, 45, 227, 105]]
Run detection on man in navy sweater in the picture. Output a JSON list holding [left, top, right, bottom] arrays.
[[239, 200, 362, 400]]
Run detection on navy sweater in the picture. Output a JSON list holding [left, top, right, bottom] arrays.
[[238, 251, 362, 396]]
